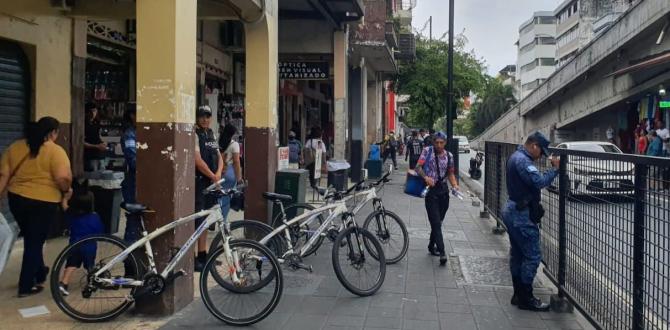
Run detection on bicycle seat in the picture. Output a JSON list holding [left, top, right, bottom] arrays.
[[262, 192, 293, 203], [122, 203, 148, 215]]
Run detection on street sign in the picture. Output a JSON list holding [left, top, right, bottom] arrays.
[[278, 147, 289, 170], [660, 101, 670, 108], [278, 61, 329, 80]]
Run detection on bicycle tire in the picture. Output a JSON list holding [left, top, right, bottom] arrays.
[[332, 227, 386, 297], [274, 203, 325, 257], [363, 210, 409, 264], [51, 235, 139, 322], [200, 239, 283, 326]]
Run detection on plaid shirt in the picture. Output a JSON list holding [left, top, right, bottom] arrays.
[[416, 147, 454, 182]]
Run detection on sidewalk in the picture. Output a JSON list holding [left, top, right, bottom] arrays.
[[162, 160, 593, 330]]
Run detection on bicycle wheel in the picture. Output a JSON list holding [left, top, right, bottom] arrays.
[[363, 210, 409, 264], [274, 203, 325, 257], [332, 227, 386, 296], [200, 239, 283, 326], [51, 235, 140, 322]]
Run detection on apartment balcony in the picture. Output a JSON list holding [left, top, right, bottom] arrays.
[[396, 33, 416, 61], [385, 21, 398, 48]]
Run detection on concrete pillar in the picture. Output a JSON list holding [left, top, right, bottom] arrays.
[[135, 0, 197, 315], [333, 29, 348, 160], [244, 1, 278, 222]]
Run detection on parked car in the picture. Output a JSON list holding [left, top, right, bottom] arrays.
[[454, 136, 470, 153], [552, 141, 634, 196]]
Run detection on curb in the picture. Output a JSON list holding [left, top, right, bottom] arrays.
[[459, 169, 484, 200]]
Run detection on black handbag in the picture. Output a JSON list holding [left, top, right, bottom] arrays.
[[230, 191, 245, 211]]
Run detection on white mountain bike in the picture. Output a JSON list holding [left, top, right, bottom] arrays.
[[50, 181, 283, 326], [212, 185, 387, 296]]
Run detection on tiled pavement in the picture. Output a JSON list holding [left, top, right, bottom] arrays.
[[161, 161, 593, 330]]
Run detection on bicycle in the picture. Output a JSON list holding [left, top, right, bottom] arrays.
[[213, 185, 387, 297], [224, 170, 408, 264], [50, 180, 283, 326]]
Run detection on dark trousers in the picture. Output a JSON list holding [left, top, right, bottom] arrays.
[[409, 156, 419, 170], [383, 149, 397, 169], [8, 193, 59, 293], [425, 189, 449, 255], [502, 201, 541, 285], [307, 162, 319, 188]]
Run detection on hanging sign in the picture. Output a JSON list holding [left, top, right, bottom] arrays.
[[660, 101, 670, 108], [278, 147, 289, 170], [279, 61, 329, 80]]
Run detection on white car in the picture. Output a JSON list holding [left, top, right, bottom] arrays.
[[454, 136, 470, 153], [553, 141, 634, 196]]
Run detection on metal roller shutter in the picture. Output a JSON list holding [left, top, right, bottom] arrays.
[[0, 40, 29, 154]]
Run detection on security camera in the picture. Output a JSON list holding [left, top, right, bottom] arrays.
[[660, 84, 667, 97]]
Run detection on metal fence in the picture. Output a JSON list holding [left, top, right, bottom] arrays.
[[484, 141, 670, 330]]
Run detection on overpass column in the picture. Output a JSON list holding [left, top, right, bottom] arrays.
[[135, 0, 197, 314], [333, 29, 348, 160], [244, 1, 279, 222]]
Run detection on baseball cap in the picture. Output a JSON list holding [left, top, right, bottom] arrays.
[[529, 131, 551, 157], [196, 105, 212, 117], [433, 131, 448, 142]]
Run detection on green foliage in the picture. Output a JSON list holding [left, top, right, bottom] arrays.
[[469, 78, 517, 137], [396, 35, 487, 130]]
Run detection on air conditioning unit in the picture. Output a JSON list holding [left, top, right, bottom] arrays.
[[51, 0, 74, 10]]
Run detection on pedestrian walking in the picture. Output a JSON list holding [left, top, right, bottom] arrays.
[[415, 132, 460, 266], [647, 130, 663, 157], [0, 116, 72, 297], [83, 103, 107, 172], [120, 103, 143, 252], [194, 105, 223, 272], [218, 124, 244, 220], [304, 127, 327, 189], [405, 130, 423, 169], [287, 130, 303, 168], [502, 132, 558, 311], [382, 132, 398, 170]]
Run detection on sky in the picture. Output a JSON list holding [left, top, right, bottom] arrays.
[[412, 0, 563, 76]]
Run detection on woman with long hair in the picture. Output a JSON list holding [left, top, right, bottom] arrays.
[[218, 124, 244, 219], [304, 127, 327, 188], [0, 116, 72, 297]]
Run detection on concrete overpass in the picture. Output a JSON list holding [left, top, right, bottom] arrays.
[[473, 0, 670, 149]]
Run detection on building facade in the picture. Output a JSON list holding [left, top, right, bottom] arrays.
[[516, 11, 557, 100]]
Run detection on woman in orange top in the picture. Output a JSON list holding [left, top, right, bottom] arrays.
[[637, 128, 648, 155], [0, 117, 72, 297]]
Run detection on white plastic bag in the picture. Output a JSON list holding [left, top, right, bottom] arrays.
[[0, 209, 19, 274]]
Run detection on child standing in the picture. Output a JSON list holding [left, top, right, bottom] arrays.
[[57, 180, 103, 296]]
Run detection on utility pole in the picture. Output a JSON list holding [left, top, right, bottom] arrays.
[[446, 0, 455, 142], [429, 16, 432, 41]]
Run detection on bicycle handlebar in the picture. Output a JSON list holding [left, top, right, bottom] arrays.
[[202, 178, 246, 196], [324, 170, 392, 200]]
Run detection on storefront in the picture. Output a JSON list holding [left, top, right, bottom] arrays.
[[0, 39, 30, 154], [278, 59, 333, 150]]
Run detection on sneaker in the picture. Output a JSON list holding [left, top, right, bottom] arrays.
[[439, 256, 447, 266], [58, 282, 70, 296]]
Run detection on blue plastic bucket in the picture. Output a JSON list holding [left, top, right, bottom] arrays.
[[404, 171, 425, 198]]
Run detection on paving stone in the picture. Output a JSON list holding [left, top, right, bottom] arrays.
[[281, 313, 326, 330], [543, 319, 584, 330], [439, 312, 478, 330], [403, 319, 440, 330], [437, 303, 473, 314], [507, 316, 549, 329], [327, 315, 366, 327], [364, 316, 402, 329], [296, 296, 337, 315], [472, 305, 515, 330], [466, 287, 501, 306], [367, 306, 403, 318]]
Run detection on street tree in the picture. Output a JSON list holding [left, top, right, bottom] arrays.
[[468, 77, 517, 136], [396, 34, 487, 130]]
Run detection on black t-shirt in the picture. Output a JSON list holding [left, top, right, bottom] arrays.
[[84, 120, 103, 160]]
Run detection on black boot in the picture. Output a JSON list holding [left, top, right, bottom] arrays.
[[510, 277, 519, 306], [517, 284, 550, 312]]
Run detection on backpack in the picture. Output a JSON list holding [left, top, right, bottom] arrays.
[[288, 140, 301, 163]]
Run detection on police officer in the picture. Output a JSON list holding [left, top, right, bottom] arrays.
[[194, 105, 223, 272], [503, 132, 559, 311]]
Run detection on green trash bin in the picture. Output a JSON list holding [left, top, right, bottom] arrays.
[[273, 169, 308, 222]]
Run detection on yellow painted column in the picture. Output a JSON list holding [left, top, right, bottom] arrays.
[[333, 29, 348, 160], [244, 0, 279, 222], [135, 0, 196, 315]]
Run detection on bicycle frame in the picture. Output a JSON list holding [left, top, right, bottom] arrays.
[[93, 204, 231, 287], [259, 201, 349, 259]]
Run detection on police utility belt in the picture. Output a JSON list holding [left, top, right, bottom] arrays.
[[513, 198, 545, 225]]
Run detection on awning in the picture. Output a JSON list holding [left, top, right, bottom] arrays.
[[279, 0, 364, 27], [605, 51, 670, 77]]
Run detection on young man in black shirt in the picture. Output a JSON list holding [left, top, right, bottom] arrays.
[[405, 130, 423, 169]]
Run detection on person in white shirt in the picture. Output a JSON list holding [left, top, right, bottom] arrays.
[[654, 119, 670, 156], [304, 127, 327, 188], [218, 124, 244, 220]]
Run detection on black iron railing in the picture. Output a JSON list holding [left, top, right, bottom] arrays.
[[484, 141, 670, 330]]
